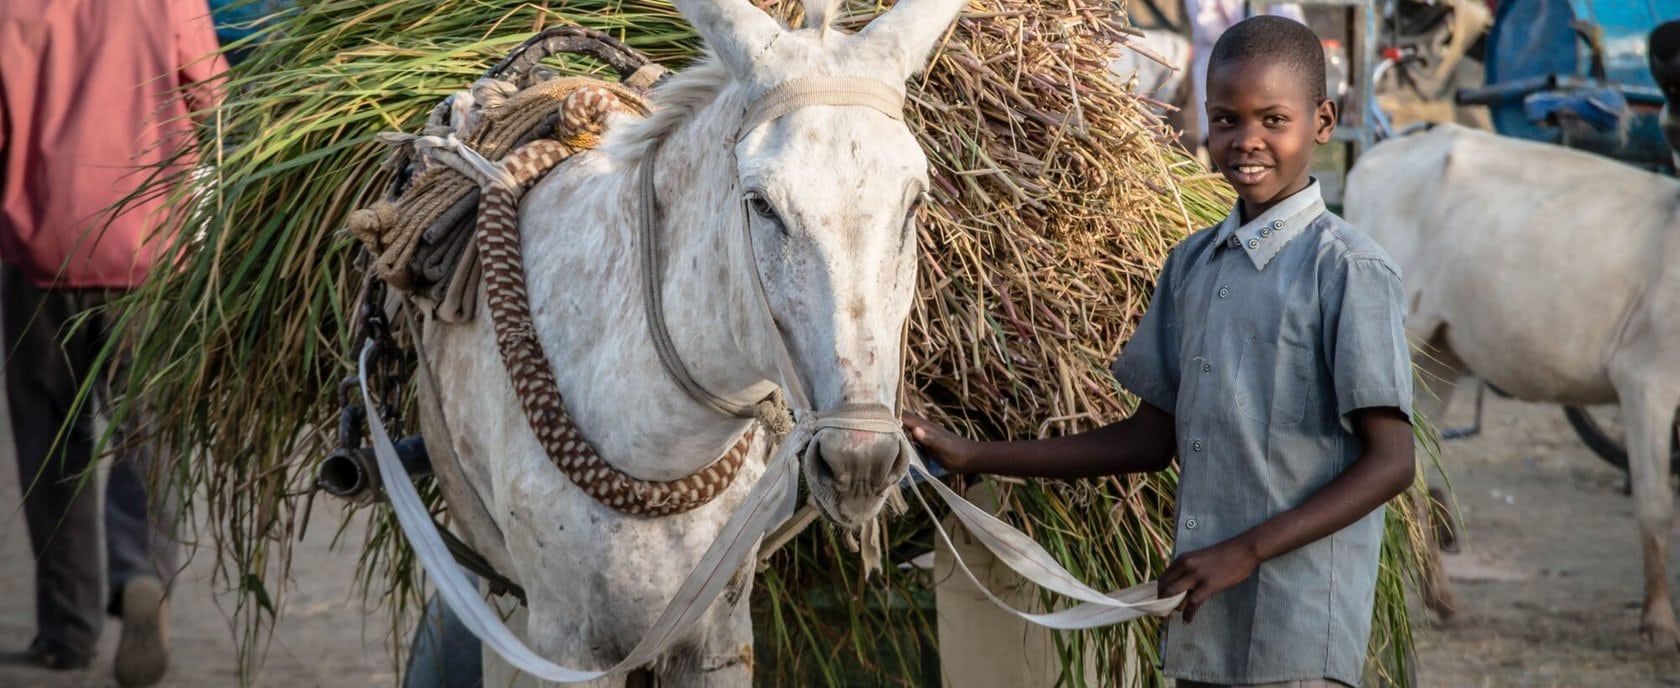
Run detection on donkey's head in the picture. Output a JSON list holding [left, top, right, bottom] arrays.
[[670, 0, 964, 527]]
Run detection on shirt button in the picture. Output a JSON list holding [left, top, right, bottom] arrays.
[[1228, 236, 1240, 248], [1185, 518, 1198, 529], [1202, 362, 1212, 372], [1247, 238, 1259, 249], [1260, 227, 1271, 237], [1272, 220, 1285, 230], [1218, 286, 1229, 298], [1192, 439, 1203, 452]]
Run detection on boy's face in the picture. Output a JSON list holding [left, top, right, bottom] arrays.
[[1205, 58, 1336, 218]]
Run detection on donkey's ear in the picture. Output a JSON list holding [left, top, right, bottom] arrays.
[[672, 0, 786, 76], [857, 0, 967, 80]]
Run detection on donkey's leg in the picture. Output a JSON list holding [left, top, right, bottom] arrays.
[[522, 605, 628, 688], [1412, 329, 1465, 619], [657, 568, 756, 687], [1618, 375, 1680, 651]]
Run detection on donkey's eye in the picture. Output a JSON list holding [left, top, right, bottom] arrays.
[[745, 192, 788, 236], [746, 193, 776, 219]]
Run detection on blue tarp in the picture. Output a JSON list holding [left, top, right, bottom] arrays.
[[1523, 87, 1631, 131], [209, 0, 294, 62]]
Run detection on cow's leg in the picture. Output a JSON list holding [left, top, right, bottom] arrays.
[[1411, 330, 1464, 619], [1620, 378, 1680, 651]]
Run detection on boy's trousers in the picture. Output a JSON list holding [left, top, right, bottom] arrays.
[[3, 265, 177, 656]]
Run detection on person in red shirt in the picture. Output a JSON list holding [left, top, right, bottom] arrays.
[[0, 1, 225, 685]]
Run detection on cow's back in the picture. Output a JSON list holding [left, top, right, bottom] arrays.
[[1344, 124, 1680, 401]]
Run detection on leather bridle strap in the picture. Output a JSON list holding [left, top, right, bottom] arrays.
[[639, 76, 906, 418], [638, 139, 757, 418]]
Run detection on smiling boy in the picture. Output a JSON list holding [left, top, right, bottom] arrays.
[[904, 16, 1416, 687]]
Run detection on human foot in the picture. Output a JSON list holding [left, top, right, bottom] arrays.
[[113, 577, 170, 687]]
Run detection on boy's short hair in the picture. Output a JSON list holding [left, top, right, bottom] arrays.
[[1208, 15, 1327, 103]]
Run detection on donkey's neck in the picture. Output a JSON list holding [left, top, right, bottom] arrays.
[[517, 82, 771, 480]]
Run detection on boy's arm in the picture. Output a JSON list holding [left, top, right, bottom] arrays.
[[902, 402, 1177, 479], [1159, 406, 1414, 622]]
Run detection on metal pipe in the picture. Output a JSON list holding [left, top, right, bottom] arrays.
[[1457, 74, 1665, 106], [396, 435, 431, 477], [317, 436, 432, 504], [318, 447, 381, 504]]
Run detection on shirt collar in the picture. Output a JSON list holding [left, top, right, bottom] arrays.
[[1212, 179, 1327, 270]]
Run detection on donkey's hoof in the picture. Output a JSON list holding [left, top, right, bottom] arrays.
[[1428, 487, 1460, 553], [1423, 584, 1460, 621], [1427, 597, 1460, 621]]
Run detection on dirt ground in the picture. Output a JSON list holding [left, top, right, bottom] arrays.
[[4, 390, 1680, 686], [1412, 391, 1680, 687], [0, 393, 395, 688]]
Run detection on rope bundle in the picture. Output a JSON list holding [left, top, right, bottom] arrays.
[[346, 33, 660, 319]]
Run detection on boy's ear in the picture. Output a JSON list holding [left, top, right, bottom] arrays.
[[1315, 98, 1338, 145]]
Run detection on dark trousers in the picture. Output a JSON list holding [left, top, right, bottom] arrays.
[[2, 266, 177, 656]]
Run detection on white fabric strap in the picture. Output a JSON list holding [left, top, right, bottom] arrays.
[[367, 338, 1180, 683], [905, 445, 1185, 627], [740, 76, 905, 135], [378, 131, 519, 189], [363, 343, 801, 683]]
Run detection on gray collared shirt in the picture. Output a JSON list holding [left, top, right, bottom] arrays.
[[1112, 181, 1412, 687]]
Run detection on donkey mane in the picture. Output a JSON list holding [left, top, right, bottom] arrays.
[[605, 0, 848, 160], [604, 57, 731, 161], [803, 0, 844, 33]]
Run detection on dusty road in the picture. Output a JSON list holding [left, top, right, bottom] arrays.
[[1413, 392, 1680, 687], [0, 395, 394, 688], [2, 388, 1680, 686]]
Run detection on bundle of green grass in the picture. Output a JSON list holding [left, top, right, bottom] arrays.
[[115, 0, 1425, 683]]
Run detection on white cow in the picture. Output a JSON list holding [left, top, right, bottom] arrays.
[[1345, 123, 1680, 649], [1110, 28, 1191, 112]]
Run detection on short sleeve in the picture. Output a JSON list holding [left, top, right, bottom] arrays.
[[1325, 255, 1413, 425], [1111, 249, 1182, 413]]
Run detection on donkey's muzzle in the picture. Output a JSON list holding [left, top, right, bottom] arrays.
[[810, 429, 907, 522]]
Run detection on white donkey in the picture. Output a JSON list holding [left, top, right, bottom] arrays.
[[412, 0, 966, 683], [1345, 124, 1680, 650]]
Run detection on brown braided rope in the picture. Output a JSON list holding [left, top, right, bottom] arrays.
[[475, 139, 750, 518]]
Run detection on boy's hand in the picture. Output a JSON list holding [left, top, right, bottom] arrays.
[[901, 413, 981, 474], [1159, 536, 1262, 623]]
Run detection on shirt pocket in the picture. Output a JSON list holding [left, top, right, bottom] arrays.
[[1234, 338, 1311, 427]]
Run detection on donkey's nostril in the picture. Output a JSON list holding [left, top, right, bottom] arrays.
[[810, 441, 841, 487], [816, 440, 854, 493]]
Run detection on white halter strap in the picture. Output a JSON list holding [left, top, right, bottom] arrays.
[[740, 76, 905, 134]]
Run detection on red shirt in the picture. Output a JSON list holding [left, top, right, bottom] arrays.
[[0, 0, 226, 289]]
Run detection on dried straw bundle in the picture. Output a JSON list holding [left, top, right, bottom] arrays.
[[106, 0, 1421, 683]]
